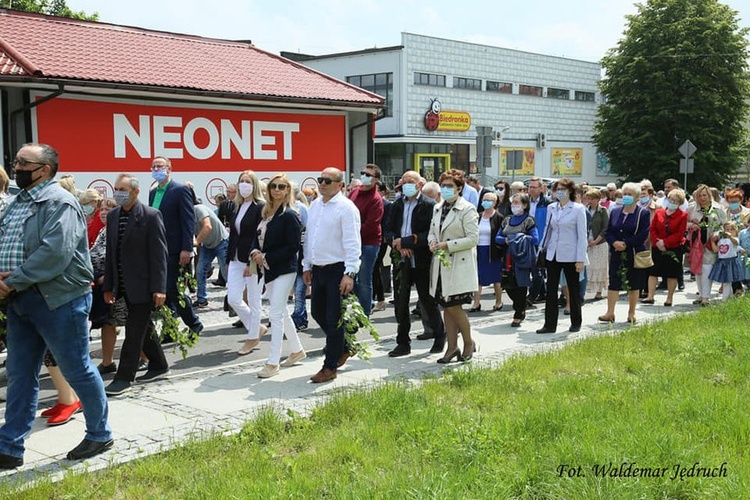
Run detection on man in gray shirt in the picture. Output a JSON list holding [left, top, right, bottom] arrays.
[[190, 188, 228, 308]]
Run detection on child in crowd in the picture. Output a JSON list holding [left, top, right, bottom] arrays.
[[708, 221, 745, 300]]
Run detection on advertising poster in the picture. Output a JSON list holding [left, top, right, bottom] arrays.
[[596, 151, 612, 176], [500, 147, 535, 176], [551, 148, 583, 176]]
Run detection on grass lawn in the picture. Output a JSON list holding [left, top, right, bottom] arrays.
[[3, 297, 749, 498]]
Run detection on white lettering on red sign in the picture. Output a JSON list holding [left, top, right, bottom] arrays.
[[113, 114, 300, 161]]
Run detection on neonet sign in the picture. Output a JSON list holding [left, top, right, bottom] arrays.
[[34, 97, 346, 172], [424, 98, 471, 132]]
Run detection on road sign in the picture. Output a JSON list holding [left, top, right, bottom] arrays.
[[679, 158, 694, 174], [678, 140, 697, 158]]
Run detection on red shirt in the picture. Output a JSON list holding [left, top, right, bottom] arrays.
[[87, 210, 105, 249], [650, 207, 687, 249], [349, 186, 383, 246]]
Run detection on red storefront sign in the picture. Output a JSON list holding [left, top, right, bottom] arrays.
[[35, 97, 347, 172]]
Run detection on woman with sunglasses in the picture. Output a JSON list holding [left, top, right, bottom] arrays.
[[227, 170, 267, 355], [428, 169, 479, 363], [250, 174, 305, 378]]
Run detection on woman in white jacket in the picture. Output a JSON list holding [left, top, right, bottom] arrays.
[[428, 170, 479, 363]]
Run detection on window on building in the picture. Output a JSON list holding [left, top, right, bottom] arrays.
[[547, 88, 570, 100], [453, 76, 482, 91], [414, 72, 446, 87], [519, 84, 543, 97], [347, 72, 394, 116], [575, 91, 596, 102], [486, 81, 513, 93]]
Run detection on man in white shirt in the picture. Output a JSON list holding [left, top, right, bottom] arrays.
[[303, 167, 362, 383]]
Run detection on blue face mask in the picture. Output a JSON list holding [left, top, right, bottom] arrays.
[[441, 186, 456, 201], [667, 201, 678, 211], [639, 196, 650, 205], [402, 183, 418, 198], [82, 204, 95, 216], [622, 195, 635, 206], [728, 202, 740, 211], [152, 168, 168, 183], [481, 200, 494, 210]]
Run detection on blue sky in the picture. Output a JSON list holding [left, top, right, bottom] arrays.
[[64, 0, 749, 63]]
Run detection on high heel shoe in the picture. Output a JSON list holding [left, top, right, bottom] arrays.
[[462, 342, 478, 362], [437, 348, 461, 364]]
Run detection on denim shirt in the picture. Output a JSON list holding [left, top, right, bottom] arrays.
[[4, 180, 93, 310]]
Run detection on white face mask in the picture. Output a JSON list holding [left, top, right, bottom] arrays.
[[238, 182, 254, 198], [511, 205, 524, 215]]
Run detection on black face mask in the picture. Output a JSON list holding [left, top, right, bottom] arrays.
[[15, 165, 45, 190]]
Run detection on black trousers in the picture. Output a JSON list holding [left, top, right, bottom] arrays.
[[166, 257, 202, 333], [543, 259, 582, 330], [505, 286, 528, 320], [372, 243, 391, 301], [393, 262, 445, 345], [115, 300, 168, 382], [311, 263, 345, 371]]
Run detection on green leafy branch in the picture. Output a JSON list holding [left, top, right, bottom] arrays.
[[662, 250, 681, 265], [151, 305, 198, 359], [618, 251, 630, 292], [434, 248, 452, 268], [338, 294, 380, 361], [177, 266, 197, 308]]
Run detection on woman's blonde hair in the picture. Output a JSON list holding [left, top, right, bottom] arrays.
[[234, 170, 265, 208], [0, 167, 9, 193], [78, 188, 103, 206], [58, 175, 76, 194], [262, 173, 297, 218]]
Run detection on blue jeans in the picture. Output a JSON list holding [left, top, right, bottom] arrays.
[[291, 272, 308, 328], [355, 245, 379, 316], [0, 290, 112, 458], [197, 239, 228, 302]]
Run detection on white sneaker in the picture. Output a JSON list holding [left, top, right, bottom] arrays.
[[280, 350, 306, 367]]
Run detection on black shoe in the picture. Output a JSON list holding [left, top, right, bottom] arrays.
[[388, 344, 411, 357], [105, 379, 131, 396], [429, 338, 446, 353], [136, 368, 170, 383], [193, 299, 209, 309], [296, 323, 308, 332], [416, 332, 434, 341], [0, 452, 23, 469], [97, 362, 117, 375], [569, 325, 581, 333], [211, 279, 226, 287], [536, 327, 556, 334], [411, 307, 421, 317], [67, 438, 114, 461], [232, 319, 244, 328]]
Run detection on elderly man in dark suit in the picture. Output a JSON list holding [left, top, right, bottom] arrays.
[[103, 174, 170, 395], [148, 157, 203, 339], [386, 170, 445, 357]]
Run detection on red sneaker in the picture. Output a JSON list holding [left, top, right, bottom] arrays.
[[47, 401, 83, 426]]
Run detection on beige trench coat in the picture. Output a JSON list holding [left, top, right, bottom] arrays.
[[428, 196, 479, 298]]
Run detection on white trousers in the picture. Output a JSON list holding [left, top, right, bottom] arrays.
[[699, 263, 714, 299], [227, 260, 263, 340], [264, 272, 303, 366]]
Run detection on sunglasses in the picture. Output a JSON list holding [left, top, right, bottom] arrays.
[[13, 158, 46, 167], [360, 170, 379, 178], [317, 177, 338, 185], [269, 183, 288, 190]]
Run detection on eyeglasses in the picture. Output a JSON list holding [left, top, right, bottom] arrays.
[[13, 158, 46, 167], [317, 177, 337, 185], [269, 183, 288, 190]]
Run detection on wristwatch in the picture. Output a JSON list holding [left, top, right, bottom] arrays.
[[345, 272, 357, 279]]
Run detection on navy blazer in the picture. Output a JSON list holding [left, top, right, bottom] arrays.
[[103, 201, 168, 304], [149, 180, 195, 256], [606, 205, 650, 253], [385, 194, 436, 269], [227, 200, 264, 264], [251, 205, 301, 283]]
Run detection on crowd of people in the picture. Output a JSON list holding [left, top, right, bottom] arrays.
[[1, 142, 749, 469]]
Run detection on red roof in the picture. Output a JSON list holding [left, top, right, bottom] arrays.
[[0, 9, 383, 108]]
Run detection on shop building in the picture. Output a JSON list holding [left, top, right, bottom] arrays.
[[0, 9, 383, 204], [284, 32, 614, 186]]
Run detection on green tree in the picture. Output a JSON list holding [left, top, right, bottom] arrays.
[[593, 0, 749, 190], [1, 0, 98, 20]]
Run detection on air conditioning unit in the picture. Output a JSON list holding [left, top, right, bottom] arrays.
[[537, 133, 547, 149]]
